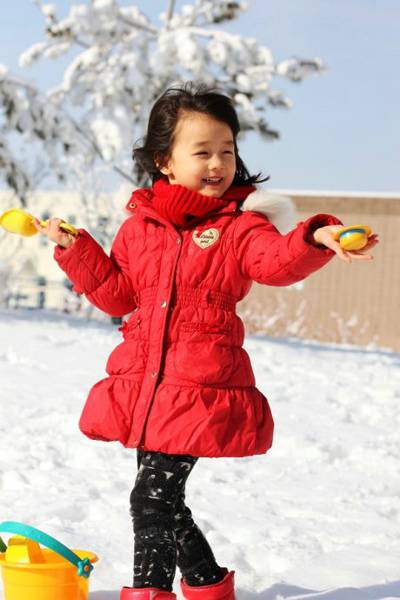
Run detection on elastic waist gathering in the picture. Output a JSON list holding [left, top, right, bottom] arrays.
[[137, 286, 237, 312]]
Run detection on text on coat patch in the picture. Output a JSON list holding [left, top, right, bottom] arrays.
[[192, 228, 220, 249]]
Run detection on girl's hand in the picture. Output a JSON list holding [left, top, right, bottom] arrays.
[[32, 217, 76, 249], [313, 225, 380, 264]]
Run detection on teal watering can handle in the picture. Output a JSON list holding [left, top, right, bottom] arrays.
[[0, 521, 94, 579]]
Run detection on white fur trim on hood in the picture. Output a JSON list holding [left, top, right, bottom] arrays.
[[241, 189, 297, 234]]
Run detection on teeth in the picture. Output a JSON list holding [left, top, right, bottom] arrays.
[[204, 178, 222, 183]]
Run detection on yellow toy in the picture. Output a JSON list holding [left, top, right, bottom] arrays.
[[3, 536, 44, 565], [0, 208, 78, 237], [333, 225, 372, 251], [0, 521, 98, 600]]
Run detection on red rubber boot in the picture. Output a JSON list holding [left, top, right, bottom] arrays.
[[120, 587, 177, 599], [180, 570, 236, 599]]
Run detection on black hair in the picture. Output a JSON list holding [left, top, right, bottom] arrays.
[[132, 81, 269, 186]]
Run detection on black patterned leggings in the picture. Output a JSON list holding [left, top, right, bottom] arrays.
[[130, 450, 226, 591]]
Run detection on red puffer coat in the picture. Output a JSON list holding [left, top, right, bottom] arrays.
[[54, 183, 341, 457]]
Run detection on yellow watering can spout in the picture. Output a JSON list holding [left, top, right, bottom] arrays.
[[0, 208, 78, 237]]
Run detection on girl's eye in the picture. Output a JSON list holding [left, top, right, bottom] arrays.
[[194, 151, 233, 156]]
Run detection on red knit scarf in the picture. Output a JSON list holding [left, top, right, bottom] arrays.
[[149, 177, 255, 226]]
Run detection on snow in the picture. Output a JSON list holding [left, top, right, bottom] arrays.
[[0, 308, 400, 599], [19, 42, 48, 68]]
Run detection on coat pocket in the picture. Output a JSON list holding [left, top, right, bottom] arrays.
[[179, 322, 232, 336], [106, 339, 147, 376], [172, 322, 234, 385]]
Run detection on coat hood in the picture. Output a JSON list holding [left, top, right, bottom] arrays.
[[241, 189, 297, 234]]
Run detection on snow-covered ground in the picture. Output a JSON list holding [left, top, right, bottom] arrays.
[[0, 309, 399, 600]]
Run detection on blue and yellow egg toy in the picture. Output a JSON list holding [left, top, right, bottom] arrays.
[[334, 225, 372, 251]]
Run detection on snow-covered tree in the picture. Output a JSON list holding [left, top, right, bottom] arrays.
[[0, 0, 325, 203]]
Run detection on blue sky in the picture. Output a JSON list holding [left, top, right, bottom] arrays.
[[1, 0, 399, 192]]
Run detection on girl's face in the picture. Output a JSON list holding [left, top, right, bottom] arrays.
[[159, 111, 236, 197]]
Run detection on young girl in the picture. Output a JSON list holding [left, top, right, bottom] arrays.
[[34, 83, 378, 600]]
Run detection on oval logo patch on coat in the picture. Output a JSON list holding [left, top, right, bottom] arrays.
[[192, 228, 220, 249]]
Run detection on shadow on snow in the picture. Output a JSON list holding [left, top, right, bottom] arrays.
[[240, 579, 400, 599], [90, 580, 400, 599]]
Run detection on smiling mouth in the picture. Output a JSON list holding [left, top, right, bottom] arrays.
[[203, 177, 223, 185]]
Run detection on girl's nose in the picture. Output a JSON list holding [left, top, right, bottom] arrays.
[[209, 155, 223, 170]]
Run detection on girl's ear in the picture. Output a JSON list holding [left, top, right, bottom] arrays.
[[154, 152, 172, 176], [159, 164, 172, 176], [160, 163, 175, 178]]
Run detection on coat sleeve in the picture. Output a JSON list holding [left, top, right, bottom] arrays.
[[53, 218, 137, 317], [232, 211, 343, 286]]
